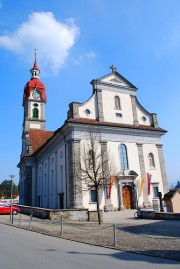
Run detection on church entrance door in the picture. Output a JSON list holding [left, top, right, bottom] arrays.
[[122, 185, 133, 209]]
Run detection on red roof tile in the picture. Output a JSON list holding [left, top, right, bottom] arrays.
[[28, 130, 54, 154], [32, 56, 39, 70], [20, 118, 166, 161], [24, 78, 46, 102], [66, 118, 167, 133]]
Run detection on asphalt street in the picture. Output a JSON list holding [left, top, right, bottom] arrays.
[[0, 223, 179, 269]]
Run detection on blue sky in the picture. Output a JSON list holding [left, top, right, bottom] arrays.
[[0, 0, 179, 187]]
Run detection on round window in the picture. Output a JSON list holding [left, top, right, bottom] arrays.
[[85, 109, 91, 115]]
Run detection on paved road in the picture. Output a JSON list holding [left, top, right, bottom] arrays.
[[0, 223, 179, 269]]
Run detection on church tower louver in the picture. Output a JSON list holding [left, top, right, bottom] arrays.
[[21, 52, 47, 156]]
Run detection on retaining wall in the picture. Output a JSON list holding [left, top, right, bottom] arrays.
[[19, 205, 103, 222], [141, 210, 180, 220]]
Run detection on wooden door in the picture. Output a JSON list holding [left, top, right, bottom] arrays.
[[122, 185, 133, 209]]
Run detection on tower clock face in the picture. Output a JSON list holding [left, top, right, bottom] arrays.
[[32, 90, 40, 99]]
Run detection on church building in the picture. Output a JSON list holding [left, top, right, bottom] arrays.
[[18, 55, 169, 211]]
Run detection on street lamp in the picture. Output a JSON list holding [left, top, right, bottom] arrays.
[[9, 175, 15, 224]]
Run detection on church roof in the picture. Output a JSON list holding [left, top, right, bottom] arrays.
[[18, 130, 54, 166], [91, 67, 137, 92], [31, 53, 39, 71], [30, 117, 165, 159], [19, 117, 166, 161], [23, 78, 47, 102], [66, 118, 167, 133], [23, 51, 46, 102], [25, 78, 45, 88], [28, 129, 54, 154]]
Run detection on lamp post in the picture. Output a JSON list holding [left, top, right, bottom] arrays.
[[9, 175, 15, 224]]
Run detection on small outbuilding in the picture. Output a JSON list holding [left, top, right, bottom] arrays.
[[163, 189, 180, 213]]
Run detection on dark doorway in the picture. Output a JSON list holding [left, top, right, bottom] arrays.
[[37, 196, 41, 207], [58, 193, 64, 209]]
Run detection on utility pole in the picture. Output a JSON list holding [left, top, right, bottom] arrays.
[[9, 175, 15, 224]]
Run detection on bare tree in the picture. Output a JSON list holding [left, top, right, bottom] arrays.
[[75, 129, 116, 224]]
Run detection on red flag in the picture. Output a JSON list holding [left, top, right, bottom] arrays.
[[147, 173, 151, 195]]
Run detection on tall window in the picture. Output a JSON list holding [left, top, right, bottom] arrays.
[[88, 150, 94, 168], [90, 189, 97, 203], [149, 153, 155, 168], [38, 176, 41, 195], [60, 165, 63, 190], [43, 174, 47, 196], [153, 186, 159, 198], [114, 96, 121, 110], [51, 170, 54, 194], [120, 144, 129, 170], [33, 108, 39, 119]]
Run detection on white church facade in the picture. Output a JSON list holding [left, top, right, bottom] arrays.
[[18, 57, 169, 211]]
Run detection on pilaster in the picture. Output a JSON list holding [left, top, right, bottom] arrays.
[[136, 143, 149, 205], [100, 141, 113, 211], [68, 103, 79, 119], [117, 180, 124, 210], [156, 144, 169, 194], [152, 113, 159, 128], [96, 89, 104, 121], [131, 96, 139, 126], [67, 139, 83, 208]]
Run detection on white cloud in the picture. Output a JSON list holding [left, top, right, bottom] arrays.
[[85, 51, 96, 59], [0, 12, 80, 73], [73, 51, 96, 64]]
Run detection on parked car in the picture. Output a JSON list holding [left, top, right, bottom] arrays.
[[0, 202, 20, 215]]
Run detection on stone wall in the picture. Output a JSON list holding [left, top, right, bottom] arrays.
[[141, 210, 180, 220], [88, 210, 103, 222], [20, 205, 50, 219], [19, 205, 104, 222], [50, 209, 88, 221], [19, 205, 90, 221]]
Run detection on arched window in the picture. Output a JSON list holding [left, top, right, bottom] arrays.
[[115, 96, 121, 110], [43, 174, 47, 195], [149, 153, 155, 168], [51, 170, 54, 194], [88, 150, 94, 168], [33, 108, 39, 119], [60, 165, 64, 190], [119, 144, 129, 170]]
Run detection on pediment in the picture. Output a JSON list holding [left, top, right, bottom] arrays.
[[105, 76, 126, 85], [116, 169, 138, 177], [91, 71, 137, 91], [100, 72, 137, 89]]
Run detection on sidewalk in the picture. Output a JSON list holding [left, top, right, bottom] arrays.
[[0, 211, 180, 261]]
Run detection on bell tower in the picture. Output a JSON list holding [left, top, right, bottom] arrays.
[[21, 51, 47, 155]]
